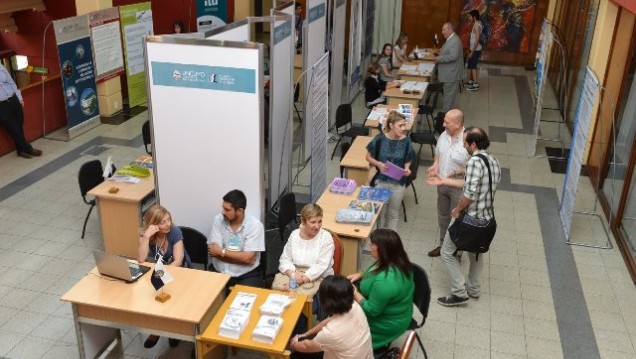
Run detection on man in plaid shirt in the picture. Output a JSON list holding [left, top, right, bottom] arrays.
[[427, 127, 501, 306]]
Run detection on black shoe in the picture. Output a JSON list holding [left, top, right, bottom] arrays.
[[143, 335, 160, 348], [437, 294, 469, 307], [17, 152, 33, 159], [168, 338, 180, 347]]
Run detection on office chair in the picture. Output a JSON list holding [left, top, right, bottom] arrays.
[[410, 131, 436, 159], [142, 120, 152, 155], [339, 142, 352, 177], [330, 104, 369, 160], [266, 192, 298, 243], [401, 149, 421, 222], [78, 160, 113, 239], [408, 262, 431, 359], [179, 226, 208, 270], [418, 90, 439, 133], [325, 229, 344, 276]]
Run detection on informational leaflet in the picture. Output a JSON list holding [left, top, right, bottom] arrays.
[[559, 67, 599, 238], [89, 8, 124, 81], [310, 53, 330, 202]]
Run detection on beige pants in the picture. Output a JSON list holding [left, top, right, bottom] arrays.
[[271, 267, 322, 297]]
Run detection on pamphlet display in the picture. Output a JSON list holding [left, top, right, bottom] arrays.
[[357, 186, 392, 203], [252, 316, 284, 344]]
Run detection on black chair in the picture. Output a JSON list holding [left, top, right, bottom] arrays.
[[401, 149, 421, 222], [142, 120, 152, 155], [339, 142, 352, 178], [78, 160, 112, 239], [330, 104, 369, 160], [267, 192, 298, 243], [418, 90, 439, 132], [410, 131, 437, 159], [179, 226, 208, 270], [409, 262, 431, 359]]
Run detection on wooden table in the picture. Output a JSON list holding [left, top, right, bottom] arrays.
[[61, 266, 229, 359], [197, 285, 307, 359], [88, 174, 155, 258], [317, 187, 383, 276], [340, 136, 375, 186], [364, 104, 415, 136], [409, 47, 438, 62], [383, 86, 426, 108], [397, 61, 435, 82]]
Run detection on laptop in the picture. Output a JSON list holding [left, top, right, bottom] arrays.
[[93, 251, 151, 283]]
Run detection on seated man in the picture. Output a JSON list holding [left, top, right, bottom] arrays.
[[208, 189, 265, 290]]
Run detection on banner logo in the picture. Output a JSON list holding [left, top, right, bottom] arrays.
[[152, 61, 255, 93]]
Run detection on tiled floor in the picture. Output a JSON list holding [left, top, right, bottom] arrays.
[[0, 64, 635, 359]]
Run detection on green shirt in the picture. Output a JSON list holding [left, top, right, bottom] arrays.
[[359, 263, 414, 349]]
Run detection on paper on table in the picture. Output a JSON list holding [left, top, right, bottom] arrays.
[[382, 161, 405, 181], [367, 107, 388, 120], [400, 64, 417, 71]]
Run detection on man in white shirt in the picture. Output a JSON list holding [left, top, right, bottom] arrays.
[[426, 109, 470, 257], [208, 189, 265, 290]]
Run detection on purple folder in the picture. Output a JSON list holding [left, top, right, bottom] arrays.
[[382, 161, 405, 181]]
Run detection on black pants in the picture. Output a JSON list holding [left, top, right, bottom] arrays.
[[208, 264, 263, 296], [0, 94, 32, 153]]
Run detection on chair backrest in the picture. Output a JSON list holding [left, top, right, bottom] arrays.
[[325, 229, 344, 275], [339, 142, 352, 177], [142, 120, 152, 155], [179, 226, 208, 269], [398, 330, 417, 359], [411, 262, 431, 328], [334, 103, 353, 130], [78, 160, 105, 203], [278, 192, 297, 241], [407, 149, 421, 184]]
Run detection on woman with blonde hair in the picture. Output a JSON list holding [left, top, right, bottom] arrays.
[[137, 204, 191, 348], [366, 111, 415, 230], [392, 32, 409, 68]]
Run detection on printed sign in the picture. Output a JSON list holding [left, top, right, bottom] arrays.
[[151, 61, 256, 94], [197, 0, 227, 32], [120, 2, 153, 107], [89, 7, 124, 82]]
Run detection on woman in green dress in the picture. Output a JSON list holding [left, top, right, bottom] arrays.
[[347, 228, 414, 354]]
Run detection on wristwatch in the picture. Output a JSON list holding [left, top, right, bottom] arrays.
[[221, 249, 226, 257]]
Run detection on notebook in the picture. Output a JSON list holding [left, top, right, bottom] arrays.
[[93, 251, 151, 283]]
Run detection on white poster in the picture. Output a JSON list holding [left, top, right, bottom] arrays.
[[347, 0, 362, 101], [559, 67, 599, 238], [123, 9, 153, 76], [146, 39, 264, 233], [89, 8, 124, 81], [303, 0, 327, 160], [329, 0, 346, 128], [310, 53, 330, 202]]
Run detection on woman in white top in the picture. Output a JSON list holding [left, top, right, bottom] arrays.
[[279, 203, 334, 291], [392, 32, 409, 68], [290, 275, 374, 359]]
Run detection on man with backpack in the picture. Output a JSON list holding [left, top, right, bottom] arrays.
[[466, 10, 485, 91]]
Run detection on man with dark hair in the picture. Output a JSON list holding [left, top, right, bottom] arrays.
[[465, 10, 483, 90], [208, 189, 265, 290], [295, 2, 304, 51], [427, 127, 501, 306], [435, 22, 464, 113]]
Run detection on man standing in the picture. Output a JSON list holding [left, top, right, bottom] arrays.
[[208, 189, 265, 290], [426, 109, 470, 257], [435, 22, 464, 113], [0, 64, 42, 159], [427, 127, 501, 306], [465, 10, 483, 91]]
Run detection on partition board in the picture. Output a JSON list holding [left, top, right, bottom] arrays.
[[347, 0, 362, 101], [205, 23, 250, 41], [146, 37, 264, 234], [303, 0, 327, 160], [310, 53, 330, 202], [329, 0, 346, 127]]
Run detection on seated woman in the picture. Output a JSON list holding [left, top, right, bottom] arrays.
[[347, 229, 414, 355], [377, 43, 396, 88], [137, 204, 192, 349], [364, 63, 399, 108], [290, 275, 374, 359], [275, 203, 334, 297]]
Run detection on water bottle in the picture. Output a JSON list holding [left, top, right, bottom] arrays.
[[289, 272, 298, 290]]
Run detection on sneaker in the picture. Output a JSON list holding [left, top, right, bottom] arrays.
[[465, 285, 479, 300], [466, 84, 479, 91], [464, 80, 474, 87], [437, 294, 469, 307]]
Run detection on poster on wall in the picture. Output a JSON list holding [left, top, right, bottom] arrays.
[[119, 2, 153, 107], [458, 0, 537, 53], [89, 7, 124, 82], [197, 0, 227, 32], [529, 18, 553, 156], [347, 0, 362, 101], [53, 15, 100, 138], [310, 53, 330, 202]]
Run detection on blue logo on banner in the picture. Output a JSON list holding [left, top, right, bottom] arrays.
[[309, 3, 326, 24], [151, 62, 256, 94], [273, 21, 292, 45]]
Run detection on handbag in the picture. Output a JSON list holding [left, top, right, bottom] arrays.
[[447, 154, 497, 258], [272, 266, 322, 297]]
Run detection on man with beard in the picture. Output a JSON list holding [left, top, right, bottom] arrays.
[[208, 189, 265, 291]]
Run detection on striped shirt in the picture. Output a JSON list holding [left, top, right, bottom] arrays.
[[0, 64, 21, 102], [463, 150, 501, 219]]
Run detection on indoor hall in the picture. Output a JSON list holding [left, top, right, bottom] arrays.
[[1, 61, 635, 359]]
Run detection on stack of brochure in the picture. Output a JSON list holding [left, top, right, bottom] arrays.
[[218, 292, 257, 339], [260, 293, 294, 317], [357, 186, 392, 203], [252, 315, 284, 344]]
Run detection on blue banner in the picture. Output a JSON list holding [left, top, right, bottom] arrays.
[[309, 3, 326, 24], [58, 36, 99, 128], [273, 20, 292, 45], [151, 61, 256, 94], [197, 0, 227, 32]]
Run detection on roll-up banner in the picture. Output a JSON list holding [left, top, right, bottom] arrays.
[[53, 15, 100, 138], [88, 8, 125, 82], [270, 4, 295, 206], [310, 52, 330, 202], [303, 0, 327, 161], [530, 18, 553, 156], [329, 0, 346, 128], [347, 0, 362, 101], [120, 2, 153, 107], [197, 0, 227, 32], [146, 37, 264, 232]]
